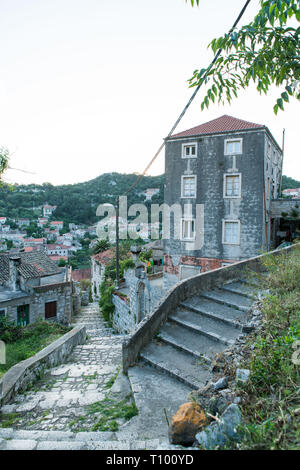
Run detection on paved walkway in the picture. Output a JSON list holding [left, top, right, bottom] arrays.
[[0, 303, 124, 432]]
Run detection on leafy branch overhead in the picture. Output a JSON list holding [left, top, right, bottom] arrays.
[[0, 147, 9, 185], [186, 0, 300, 113]]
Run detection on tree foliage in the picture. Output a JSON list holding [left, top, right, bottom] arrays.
[[0, 147, 9, 185], [0, 172, 164, 226], [93, 239, 111, 254], [187, 0, 300, 113]]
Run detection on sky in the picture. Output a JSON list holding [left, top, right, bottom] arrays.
[[0, 0, 299, 186]]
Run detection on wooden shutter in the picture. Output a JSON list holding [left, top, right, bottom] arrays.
[[45, 301, 57, 319]]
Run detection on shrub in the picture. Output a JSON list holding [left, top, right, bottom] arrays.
[[0, 316, 22, 343]]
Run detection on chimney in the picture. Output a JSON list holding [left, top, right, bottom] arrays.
[[8, 255, 21, 292]]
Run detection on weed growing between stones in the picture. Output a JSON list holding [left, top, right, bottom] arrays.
[[68, 396, 138, 433], [0, 413, 19, 428], [105, 367, 120, 390]]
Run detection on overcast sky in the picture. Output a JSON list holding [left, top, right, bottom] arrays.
[[1, 0, 299, 186]]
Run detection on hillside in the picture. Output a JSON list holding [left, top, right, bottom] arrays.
[[0, 173, 298, 227], [281, 175, 300, 190], [0, 173, 164, 226]]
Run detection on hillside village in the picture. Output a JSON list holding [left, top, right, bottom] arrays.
[[0, 114, 300, 452], [0, 0, 299, 454]]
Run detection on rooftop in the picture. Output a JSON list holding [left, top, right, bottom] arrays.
[[170, 114, 265, 139], [0, 251, 62, 283], [92, 249, 114, 266]]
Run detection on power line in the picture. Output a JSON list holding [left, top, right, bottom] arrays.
[[122, 0, 252, 198]]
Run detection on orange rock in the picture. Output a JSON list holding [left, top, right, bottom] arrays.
[[169, 402, 207, 446]]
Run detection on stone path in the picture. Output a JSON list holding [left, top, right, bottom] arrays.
[[0, 303, 125, 433], [0, 303, 178, 450], [0, 276, 263, 450]]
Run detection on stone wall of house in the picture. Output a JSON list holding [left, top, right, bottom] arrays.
[[270, 199, 300, 218], [112, 269, 165, 334], [163, 129, 282, 288], [112, 294, 135, 335], [91, 258, 105, 301], [3, 282, 73, 326], [32, 282, 73, 325]]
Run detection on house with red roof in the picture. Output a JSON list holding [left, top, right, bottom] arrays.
[[43, 204, 57, 217], [50, 221, 63, 231], [163, 114, 284, 288]]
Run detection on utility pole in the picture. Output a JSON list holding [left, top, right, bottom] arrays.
[[279, 128, 285, 197], [115, 196, 120, 290]]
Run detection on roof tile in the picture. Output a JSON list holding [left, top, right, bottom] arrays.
[[170, 114, 264, 138]]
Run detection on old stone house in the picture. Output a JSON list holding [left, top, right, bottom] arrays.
[[91, 249, 114, 300], [0, 251, 73, 326], [163, 114, 286, 289]]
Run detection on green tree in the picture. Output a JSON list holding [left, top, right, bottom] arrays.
[[58, 258, 68, 267], [0, 147, 9, 185], [93, 239, 110, 254], [187, 0, 300, 113]]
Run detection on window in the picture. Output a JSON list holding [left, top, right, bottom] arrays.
[[181, 219, 195, 241], [224, 174, 241, 198], [0, 309, 6, 318], [45, 301, 57, 319], [224, 139, 242, 155], [222, 220, 240, 245], [182, 143, 197, 158], [181, 176, 196, 198]]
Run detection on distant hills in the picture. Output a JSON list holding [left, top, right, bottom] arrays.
[[0, 173, 165, 226], [281, 175, 300, 190], [0, 173, 298, 227]]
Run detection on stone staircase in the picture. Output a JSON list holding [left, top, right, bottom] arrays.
[[0, 428, 171, 450], [137, 278, 257, 390], [119, 276, 262, 440]]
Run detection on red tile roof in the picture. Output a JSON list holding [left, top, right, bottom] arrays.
[[171, 115, 265, 138], [92, 249, 114, 266]]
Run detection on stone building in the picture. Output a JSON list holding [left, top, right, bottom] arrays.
[[0, 251, 73, 326], [163, 114, 284, 289], [111, 246, 165, 334], [112, 267, 165, 335], [91, 249, 114, 300]]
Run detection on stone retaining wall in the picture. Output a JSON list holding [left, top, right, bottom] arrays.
[[0, 325, 86, 405], [122, 244, 300, 372]]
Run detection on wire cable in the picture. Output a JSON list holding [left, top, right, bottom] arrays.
[[121, 0, 252, 198]]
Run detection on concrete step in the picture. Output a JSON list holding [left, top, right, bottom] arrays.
[[181, 296, 248, 327], [0, 438, 165, 450], [126, 364, 193, 439], [168, 309, 241, 345], [221, 280, 257, 298], [0, 428, 169, 450], [199, 289, 252, 312], [159, 322, 224, 363], [140, 340, 210, 389]]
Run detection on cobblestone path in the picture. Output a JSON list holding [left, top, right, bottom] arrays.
[[0, 303, 125, 432]]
